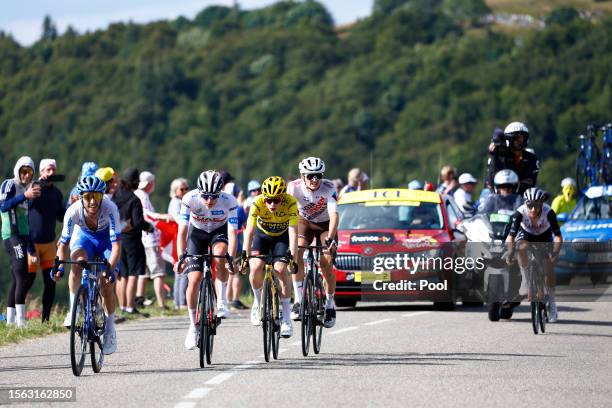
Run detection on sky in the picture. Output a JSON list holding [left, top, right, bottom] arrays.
[[0, 0, 375, 46]]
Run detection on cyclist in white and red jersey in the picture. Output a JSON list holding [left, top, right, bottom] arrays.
[[175, 170, 238, 350], [287, 157, 339, 328]]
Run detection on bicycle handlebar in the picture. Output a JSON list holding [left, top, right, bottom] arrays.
[[178, 252, 236, 274]]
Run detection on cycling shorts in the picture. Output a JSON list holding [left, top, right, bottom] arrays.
[[515, 227, 553, 244], [297, 218, 336, 245], [70, 227, 112, 261], [184, 224, 228, 274], [251, 228, 289, 261]]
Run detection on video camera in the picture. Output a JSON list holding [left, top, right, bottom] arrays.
[[33, 174, 66, 189], [491, 129, 513, 157]]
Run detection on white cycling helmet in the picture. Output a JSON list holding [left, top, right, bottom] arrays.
[[523, 187, 547, 203], [299, 157, 325, 174], [493, 169, 519, 186], [561, 177, 576, 188], [197, 170, 223, 195], [504, 121, 529, 135]]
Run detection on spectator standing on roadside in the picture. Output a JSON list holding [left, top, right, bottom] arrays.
[[551, 178, 577, 224], [454, 173, 478, 217], [436, 165, 459, 196], [68, 161, 98, 205], [339, 168, 367, 196], [134, 171, 169, 310], [112, 168, 153, 317], [1, 156, 39, 327], [168, 177, 189, 309], [27, 159, 65, 322], [243, 180, 261, 214], [95, 167, 119, 199]]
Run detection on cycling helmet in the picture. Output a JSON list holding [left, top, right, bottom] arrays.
[[261, 176, 286, 198], [523, 187, 546, 203], [504, 121, 529, 145], [493, 169, 519, 187], [76, 175, 106, 195], [298, 157, 325, 174], [197, 170, 223, 195], [560, 177, 576, 188]]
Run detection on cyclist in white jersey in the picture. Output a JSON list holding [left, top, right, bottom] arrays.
[[506, 187, 563, 321], [174, 171, 238, 350], [54, 176, 122, 355], [287, 157, 339, 328]]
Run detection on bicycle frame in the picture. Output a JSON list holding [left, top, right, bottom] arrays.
[[261, 261, 281, 323]]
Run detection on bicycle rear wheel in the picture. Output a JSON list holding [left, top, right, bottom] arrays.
[[312, 274, 324, 354], [90, 283, 106, 373], [271, 283, 280, 360], [538, 302, 547, 333], [198, 280, 208, 368], [205, 277, 216, 365], [262, 279, 272, 362], [70, 285, 87, 376], [300, 277, 312, 357], [588, 147, 602, 186]]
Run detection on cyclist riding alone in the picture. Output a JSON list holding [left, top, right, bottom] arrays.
[[505, 187, 563, 322], [241, 176, 298, 338], [174, 170, 238, 350], [54, 175, 122, 355], [287, 157, 339, 328]]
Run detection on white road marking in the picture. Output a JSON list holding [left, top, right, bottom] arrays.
[[363, 318, 395, 326], [402, 312, 431, 318], [184, 388, 211, 399], [175, 403, 197, 408], [205, 372, 235, 385], [279, 348, 288, 354], [292, 341, 302, 346], [329, 326, 358, 335]]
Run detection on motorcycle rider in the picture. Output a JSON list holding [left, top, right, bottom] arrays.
[[478, 170, 523, 318]]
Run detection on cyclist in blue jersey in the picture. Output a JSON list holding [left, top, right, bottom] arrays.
[[54, 176, 122, 354]]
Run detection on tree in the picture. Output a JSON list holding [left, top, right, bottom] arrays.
[[442, 0, 490, 25], [546, 6, 580, 26], [42, 15, 58, 42]]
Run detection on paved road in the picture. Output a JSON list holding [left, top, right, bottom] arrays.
[[1, 302, 611, 407]]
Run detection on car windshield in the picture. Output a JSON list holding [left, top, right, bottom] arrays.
[[338, 202, 444, 230], [570, 196, 611, 220]]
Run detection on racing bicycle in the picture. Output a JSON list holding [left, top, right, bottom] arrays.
[[525, 244, 548, 335], [576, 124, 602, 191], [178, 250, 234, 368], [299, 243, 328, 357], [601, 123, 612, 185], [247, 254, 291, 362], [52, 257, 109, 376]]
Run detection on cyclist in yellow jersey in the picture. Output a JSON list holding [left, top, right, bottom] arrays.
[[241, 176, 298, 337]]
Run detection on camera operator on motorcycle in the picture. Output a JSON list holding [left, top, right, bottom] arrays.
[[487, 123, 540, 195]]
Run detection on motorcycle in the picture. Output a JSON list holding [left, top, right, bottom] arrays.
[[460, 210, 520, 321]]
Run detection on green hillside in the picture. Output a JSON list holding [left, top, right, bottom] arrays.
[[2, 0, 612, 303]]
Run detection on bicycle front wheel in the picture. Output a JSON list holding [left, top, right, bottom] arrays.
[[70, 285, 87, 376], [301, 277, 312, 357], [90, 284, 106, 373], [271, 283, 280, 360], [262, 279, 272, 362], [530, 301, 539, 335], [205, 277, 216, 365], [538, 302, 547, 333], [312, 274, 324, 354], [198, 280, 208, 368]]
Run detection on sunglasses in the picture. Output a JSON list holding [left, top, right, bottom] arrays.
[[82, 192, 103, 202], [201, 193, 219, 200], [178, 187, 189, 192], [19, 168, 33, 176], [526, 201, 542, 209], [306, 173, 323, 181], [265, 198, 281, 205]]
